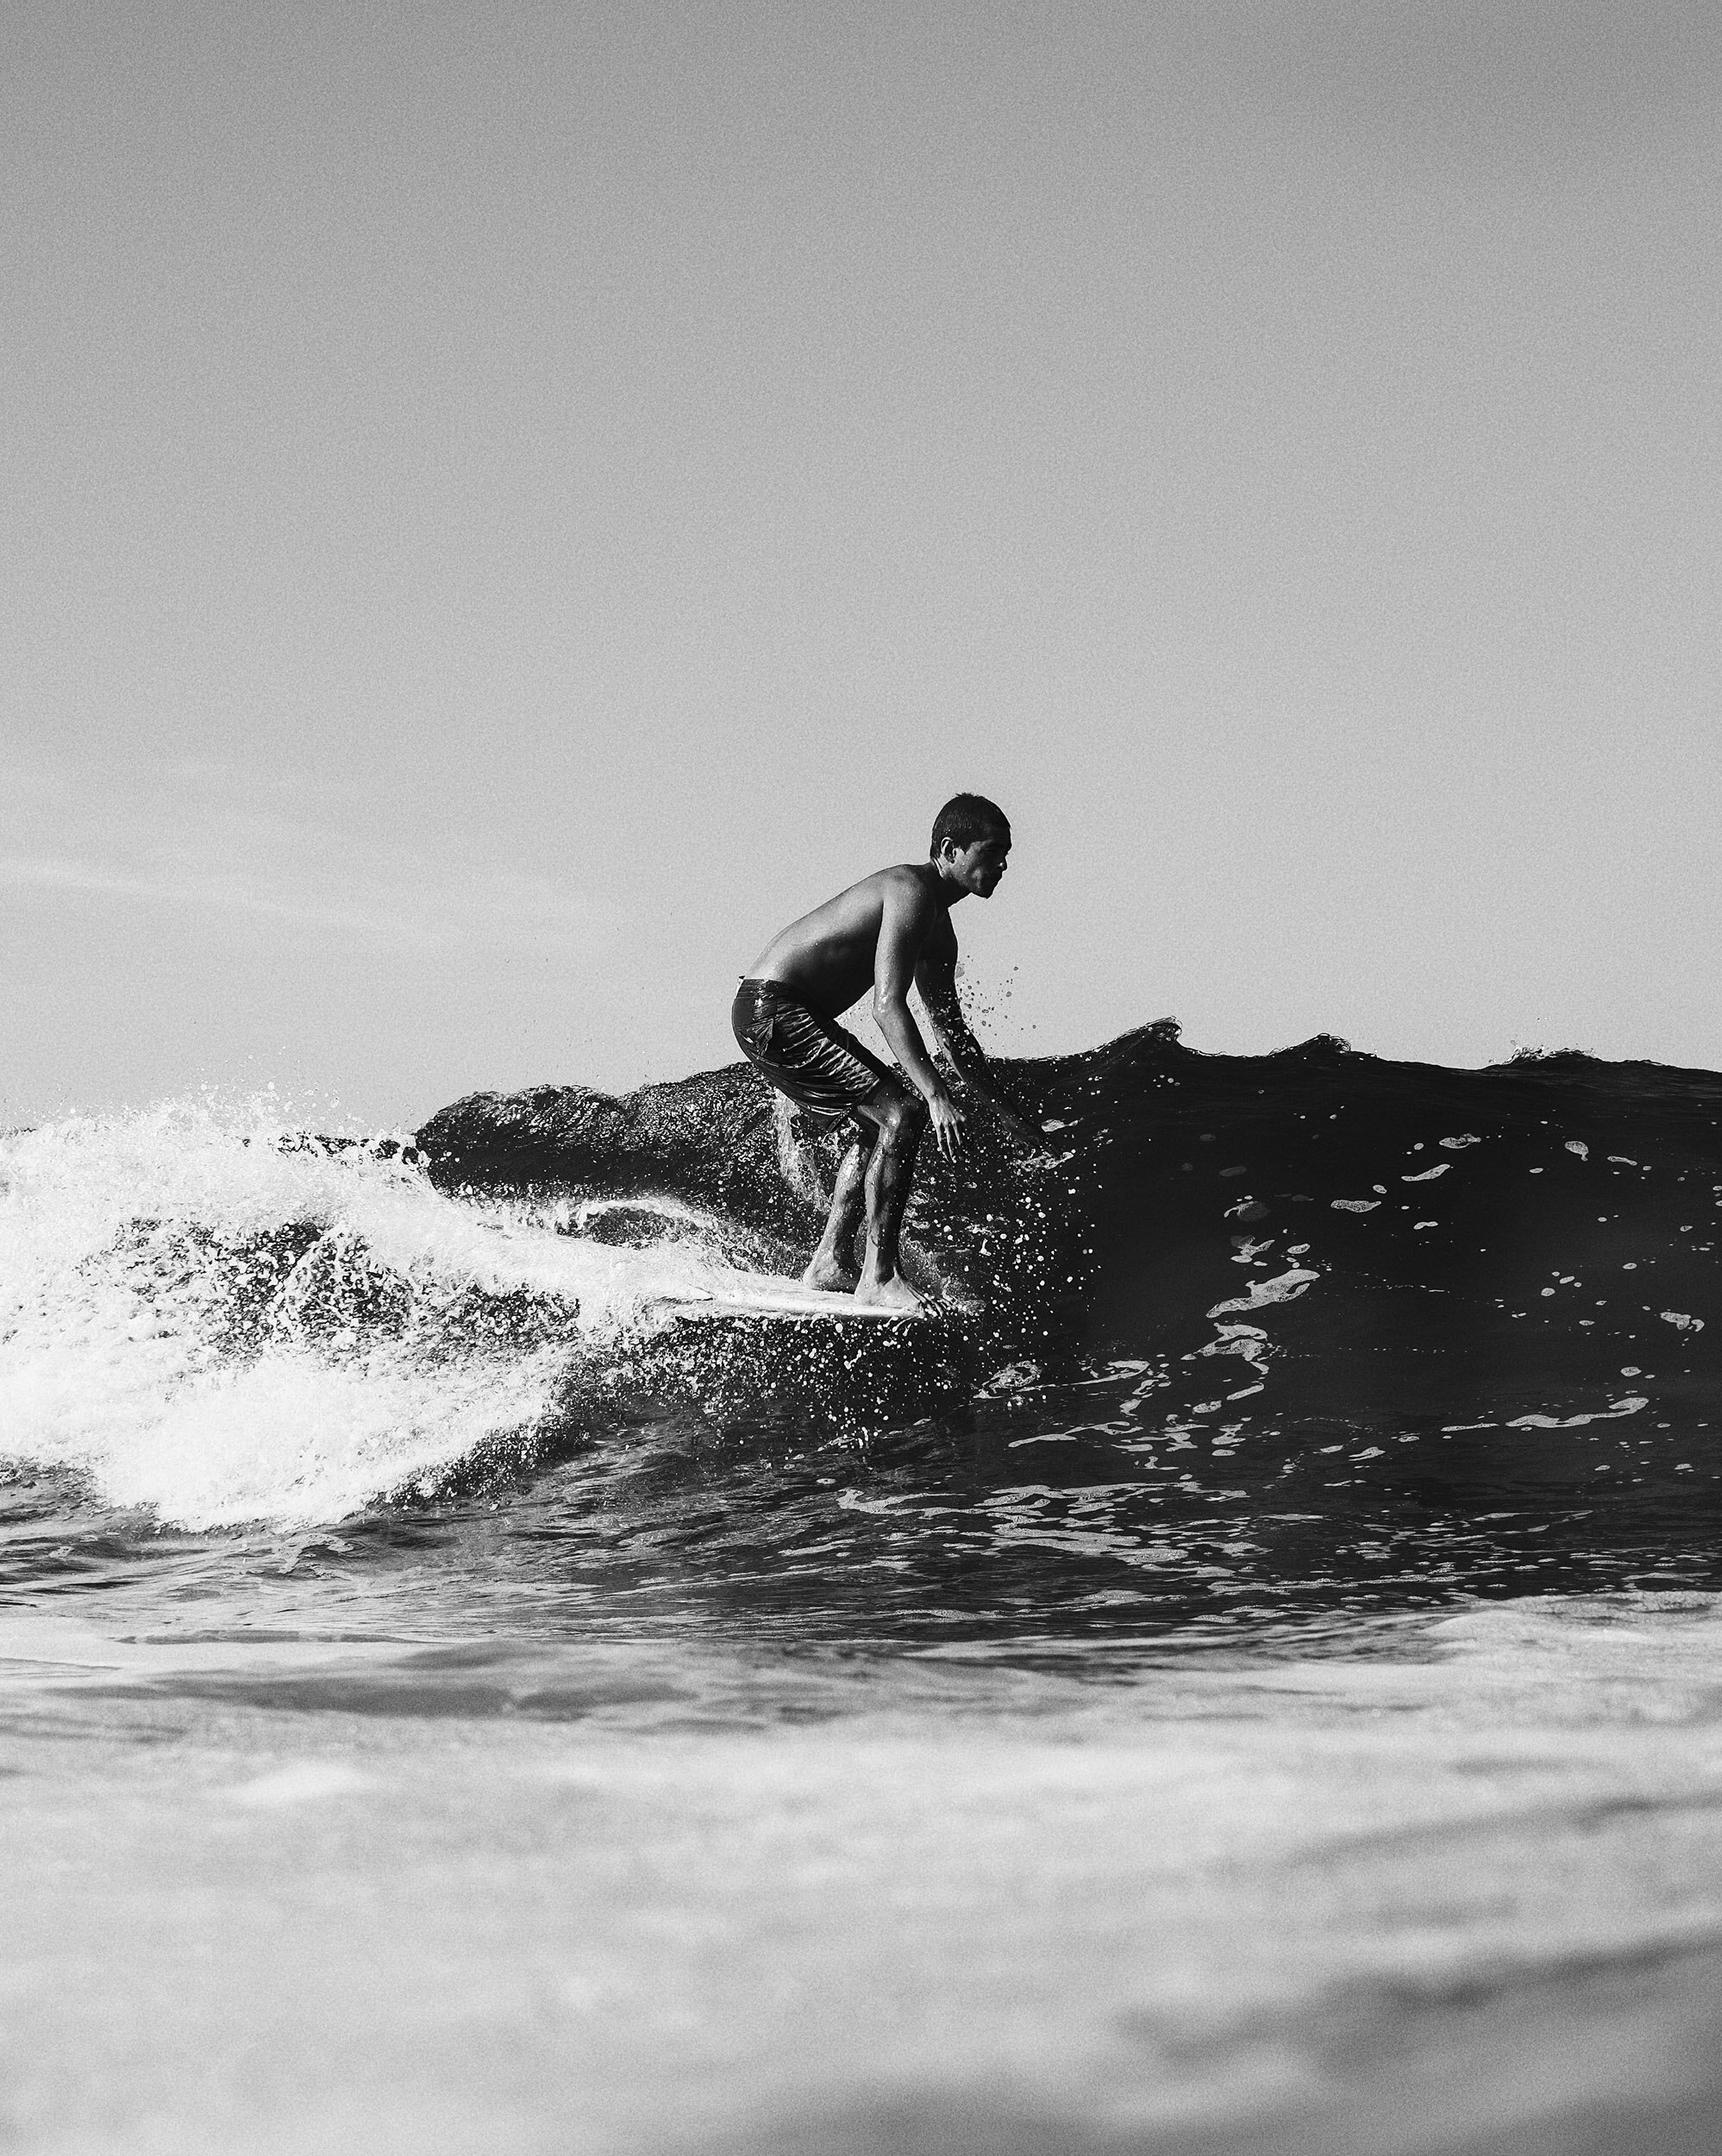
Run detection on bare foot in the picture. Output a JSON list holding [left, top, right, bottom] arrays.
[[854, 1272, 925, 1315], [800, 1257, 858, 1294]]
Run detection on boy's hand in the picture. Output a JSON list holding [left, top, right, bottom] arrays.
[[997, 1104, 1042, 1148], [927, 1088, 966, 1158], [988, 1100, 1053, 1153], [987, 1103, 1074, 1171]]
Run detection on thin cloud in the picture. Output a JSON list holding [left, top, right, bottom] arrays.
[[0, 853, 612, 950]]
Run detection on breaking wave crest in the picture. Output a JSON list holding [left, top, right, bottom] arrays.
[[0, 1099, 798, 1526]]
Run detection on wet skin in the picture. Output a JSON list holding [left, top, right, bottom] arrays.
[[748, 837, 1027, 1308], [749, 841, 1008, 1026]]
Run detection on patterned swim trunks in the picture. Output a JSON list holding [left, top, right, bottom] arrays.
[[730, 978, 896, 1130]]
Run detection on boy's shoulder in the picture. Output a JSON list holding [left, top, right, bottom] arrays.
[[874, 861, 938, 902]]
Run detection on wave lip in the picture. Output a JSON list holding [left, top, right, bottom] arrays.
[[0, 1100, 786, 1527]]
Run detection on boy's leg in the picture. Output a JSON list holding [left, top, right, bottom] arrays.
[[801, 1124, 873, 1291], [851, 1086, 928, 1310]]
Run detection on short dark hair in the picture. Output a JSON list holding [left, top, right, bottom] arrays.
[[930, 793, 1011, 858]]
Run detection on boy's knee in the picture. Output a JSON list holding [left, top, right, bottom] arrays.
[[879, 1093, 925, 1147]]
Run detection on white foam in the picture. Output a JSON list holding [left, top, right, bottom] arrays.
[[0, 1097, 751, 1529], [1207, 1268, 1319, 1319], [229, 1761, 373, 1808], [1506, 1395, 1650, 1431]]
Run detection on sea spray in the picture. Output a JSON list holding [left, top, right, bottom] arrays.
[[0, 1097, 803, 1526]]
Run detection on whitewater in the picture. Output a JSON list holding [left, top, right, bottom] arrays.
[[0, 1095, 833, 1526], [4, 1026, 1722, 2153]]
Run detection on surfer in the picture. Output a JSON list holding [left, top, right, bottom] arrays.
[[733, 793, 1044, 1311]]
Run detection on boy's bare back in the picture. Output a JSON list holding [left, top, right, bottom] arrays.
[[748, 863, 955, 1019]]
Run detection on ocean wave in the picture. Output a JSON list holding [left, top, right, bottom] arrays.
[[0, 1098, 812, 1525], [3, 1025, 1719, 1543]]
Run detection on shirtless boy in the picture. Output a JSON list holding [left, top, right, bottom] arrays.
[[732, 793, 1041, 1311]]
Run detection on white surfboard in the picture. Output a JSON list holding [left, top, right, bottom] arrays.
[[654, 1277, 930, 1322], [447, 1215, 933, 1325]]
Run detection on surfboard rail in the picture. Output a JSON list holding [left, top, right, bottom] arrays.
[[654, 1280, 930, 1322]]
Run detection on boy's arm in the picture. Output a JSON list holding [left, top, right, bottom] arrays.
[[913, 948, 1045, 1152], [873, 877, 966, 1156]]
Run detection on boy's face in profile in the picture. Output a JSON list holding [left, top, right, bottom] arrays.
[[940, 835, 1011, 899]]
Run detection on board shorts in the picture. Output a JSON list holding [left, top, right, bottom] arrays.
[[731, 978, 896, 1131]]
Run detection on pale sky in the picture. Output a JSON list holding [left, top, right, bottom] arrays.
[[5, 1, 1719, 1131]]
